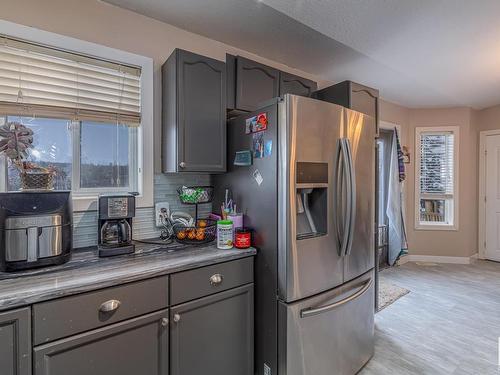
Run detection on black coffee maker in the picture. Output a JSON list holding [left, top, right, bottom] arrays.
[[97, 194, 135, 257]]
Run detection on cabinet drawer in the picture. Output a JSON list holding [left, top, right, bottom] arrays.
[[33, 276, 168, 345], [170, 257, 253, 305]]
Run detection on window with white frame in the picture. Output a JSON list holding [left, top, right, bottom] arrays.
[[0, 36, 141, 195], [415, 126, 459, 229]]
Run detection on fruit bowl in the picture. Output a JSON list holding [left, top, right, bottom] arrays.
[[172, 218, 217, 245]]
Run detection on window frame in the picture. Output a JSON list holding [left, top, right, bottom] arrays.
[[0, 19, 154, 211], [72, 120, 140, 196], [414, 126, 460, 231]]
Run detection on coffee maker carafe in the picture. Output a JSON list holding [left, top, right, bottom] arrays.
[[98, 194, 135, 257]]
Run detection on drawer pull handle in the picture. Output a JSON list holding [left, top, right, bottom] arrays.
[[99, 299, 121, 313], [209, 273, 223, 286], [161, 317, 169, 327], [173, 313, 181, 323]]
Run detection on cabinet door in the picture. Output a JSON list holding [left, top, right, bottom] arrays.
[[279, 72, 317, 97], [34, 310, 168, 375], [235, 56, 279, 111], [177, 50, 226, 173], [170, 284, 253, 375], [0, 307, 31, 375]]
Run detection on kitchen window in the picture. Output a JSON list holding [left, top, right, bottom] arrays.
[[415, 126, 459, 230], [0, 33, 151, 207]]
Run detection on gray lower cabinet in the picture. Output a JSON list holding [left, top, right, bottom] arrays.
[[34, 309, 169, 375], [170, 284, 254, 375], [162, 48, 226, 173], [0, 307, 31, 375], [279, 71, 317, 97]]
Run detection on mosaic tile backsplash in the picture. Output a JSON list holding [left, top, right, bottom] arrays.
[[73, 174, 212, 248]]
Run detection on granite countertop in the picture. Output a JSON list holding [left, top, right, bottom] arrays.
[[0, 241, 256, 312]]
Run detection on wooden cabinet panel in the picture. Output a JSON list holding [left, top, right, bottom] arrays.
[[0, 307, 31, 375], [170, 285, 253, 375], [235, 56, 279, 112], [34, 310, 169, 375], [162, 49, 226, 173], [279, 71, 317, 97]]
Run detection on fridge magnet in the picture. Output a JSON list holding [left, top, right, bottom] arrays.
[[264, 139, 273, 157], [234, 150, 253, 166], [252, 132, 264, 158], [245, 112, 268, 134], [252, 169, 264, 186]]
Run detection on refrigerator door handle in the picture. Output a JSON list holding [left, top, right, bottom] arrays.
[[345, 139, 356, 256], [333, 139, 350, 256], [300, 277, 373, 319]]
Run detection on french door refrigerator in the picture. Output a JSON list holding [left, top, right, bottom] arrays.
[[214, 94, 375, 375]]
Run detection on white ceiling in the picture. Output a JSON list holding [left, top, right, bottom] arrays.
[[104, 0, 500, 109]]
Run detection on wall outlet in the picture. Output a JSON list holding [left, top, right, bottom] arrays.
[[155, 202, 170, 227]]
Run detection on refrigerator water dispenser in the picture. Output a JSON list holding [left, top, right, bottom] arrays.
[[296, 187, 327, 239]]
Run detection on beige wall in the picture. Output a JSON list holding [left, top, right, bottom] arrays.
[[0, 0, 330, 173], [380, 101, 479, 257]]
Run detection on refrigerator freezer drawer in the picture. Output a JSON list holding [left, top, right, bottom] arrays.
[[278, 270, 374, 375]]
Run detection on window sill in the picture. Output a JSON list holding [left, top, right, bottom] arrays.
[[414, 224, 458, 232]]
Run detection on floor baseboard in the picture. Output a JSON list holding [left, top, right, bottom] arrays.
[[406, 254, 478, 264]]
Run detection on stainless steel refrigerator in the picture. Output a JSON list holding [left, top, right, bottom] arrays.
[[214, 94, 375, 375]]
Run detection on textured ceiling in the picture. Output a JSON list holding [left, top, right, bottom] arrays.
[[104, 0, 500, 109]]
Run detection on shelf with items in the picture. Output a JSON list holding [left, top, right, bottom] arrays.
[[174, 186, 215, 245]]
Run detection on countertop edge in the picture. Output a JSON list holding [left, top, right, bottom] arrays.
[[0, 247, 256, 312]]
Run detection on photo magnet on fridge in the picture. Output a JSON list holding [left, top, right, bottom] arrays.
[[253, 132, 264, 158], [234, 150, 253, 166], [245, 112, 268, 134], [264, 140, 273, 157]]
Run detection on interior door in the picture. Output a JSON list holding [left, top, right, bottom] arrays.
[[485, 134, 500, 261], [343, 109, 376, 282], [279, 95, 344, 302]]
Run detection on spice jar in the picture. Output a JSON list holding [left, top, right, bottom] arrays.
[[235, 227, 252, 249]]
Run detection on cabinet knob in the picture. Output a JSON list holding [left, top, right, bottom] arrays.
[[179, 162, 186, 169], [173, 313, 181, 323], [161, 317, 169, 327], [209, 273, 223, 286], [99, 299, 121, 313]]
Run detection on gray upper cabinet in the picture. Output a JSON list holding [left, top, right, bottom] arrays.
[[170, 284, 254, 375], [279, 71, 317, 97], [162, 49, 226, 173], [227, 54, 316, 114], [34, 310, 169, 375], [312, 80, 379, 133], [235, 56, 279, 112], [0, 307, 31, 375]]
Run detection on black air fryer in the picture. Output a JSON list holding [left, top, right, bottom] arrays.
[[0, 191, 73, 272]]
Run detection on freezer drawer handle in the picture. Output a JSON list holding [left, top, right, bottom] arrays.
[[300, 277, 373, 319]]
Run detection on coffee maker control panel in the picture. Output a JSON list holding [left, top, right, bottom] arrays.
[[107, 197, 129, 218]]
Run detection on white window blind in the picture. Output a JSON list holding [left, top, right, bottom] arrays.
[[0, 36, 141, 125], [419, 131, 454, 196]]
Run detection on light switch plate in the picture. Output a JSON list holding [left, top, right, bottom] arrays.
[[155, 202, 170, 227]]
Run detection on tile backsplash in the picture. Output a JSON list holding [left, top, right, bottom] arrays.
[[73, 174, 212, 248]]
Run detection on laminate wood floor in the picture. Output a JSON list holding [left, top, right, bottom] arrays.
[[360, 260, 500, 375]]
